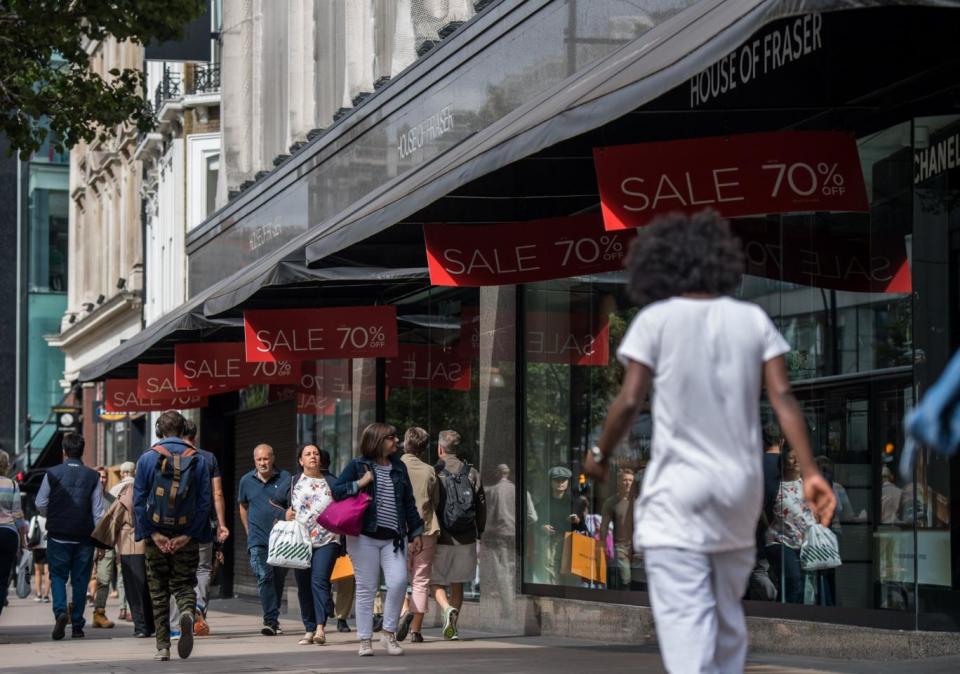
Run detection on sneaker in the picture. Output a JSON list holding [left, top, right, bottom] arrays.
[[380, 631, 404, 656], [43, 596, 51, 603], [52, 613, 68, 641], [274, 624, 284, 635], [395, 612, 414, 642], [441, 606, 459, 640], [193, 613, 210, 637], [170, 629, 181, 641], [411, 631, 424, 643], [358, 638, 374, 657], [154, 648, 170, 661], [33, 595, 43, 603], [337, 619, 351, 633], [71, 627, 85, 639], [177, 612, 194, 659], [260, 624, 278, 636], [372, 613, 383, 633]]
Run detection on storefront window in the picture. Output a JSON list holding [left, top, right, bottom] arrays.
[[298, 358, 376, 476], [519, 120, 958, 623]]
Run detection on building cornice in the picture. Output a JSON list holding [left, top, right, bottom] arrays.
[[46, 291, 142, 351]]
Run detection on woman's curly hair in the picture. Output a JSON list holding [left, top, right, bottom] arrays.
[[624, 209, 744, 306]]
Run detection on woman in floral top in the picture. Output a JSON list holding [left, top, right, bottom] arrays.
[[285, 444, 338, 645], [764, 443, 817, 603]]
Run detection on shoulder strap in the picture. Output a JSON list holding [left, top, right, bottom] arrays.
[[151, 444, 171, 459], [289, 472, 301, 502]]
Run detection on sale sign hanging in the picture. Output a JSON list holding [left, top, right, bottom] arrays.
[[174, 342, 301, 389], [243, 306, 399, 362], [137, 364, 200, 400], [386, 344, 472, 391], [734, 218, 911, 294], [594, 131, 870, 230], [424, 214, 636, 287], [105, 379, 207, 412]]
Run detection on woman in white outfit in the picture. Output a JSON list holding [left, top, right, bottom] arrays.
[[584, 210, 836, 674]]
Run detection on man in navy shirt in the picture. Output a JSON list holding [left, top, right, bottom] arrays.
[[134, 411, 211, 661], [238, 443, 290, 636], [36, 433, 105, 640]]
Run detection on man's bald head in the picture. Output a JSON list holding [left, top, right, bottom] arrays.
[[253, 444, 276, 478]]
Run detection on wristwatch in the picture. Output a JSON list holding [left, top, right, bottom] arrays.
[[589, 445, 607, 465]]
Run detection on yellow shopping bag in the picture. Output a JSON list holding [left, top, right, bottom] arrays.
[[331, 555, 355, 582], [560, 532, 607, 585]]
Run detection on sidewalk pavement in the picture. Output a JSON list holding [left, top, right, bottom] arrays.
[[2, 595, 960, 673]]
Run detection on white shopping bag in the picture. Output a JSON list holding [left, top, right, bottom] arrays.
[[800, 523, 842, 571], [267, 520, 312, 569]]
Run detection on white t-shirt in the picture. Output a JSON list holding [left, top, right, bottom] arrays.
[[617, 296, 790, 553]]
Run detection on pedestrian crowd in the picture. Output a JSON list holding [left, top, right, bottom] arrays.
[[4, 410, 484, 662]]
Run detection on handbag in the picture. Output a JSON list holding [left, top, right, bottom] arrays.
[[800, 523, 842, 571], [267, 519, 312, 569], [317, 493, 372, 537]]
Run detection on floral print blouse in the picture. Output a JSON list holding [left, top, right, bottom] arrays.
[[291, 474, 337, 548], [765, 478, 817, 550]]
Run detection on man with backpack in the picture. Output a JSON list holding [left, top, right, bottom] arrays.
[[36, 432, 105, 640], [431, 430, 485, 641], [133, 411, 212, 661]]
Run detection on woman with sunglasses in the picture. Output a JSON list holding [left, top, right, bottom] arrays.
[[332, 423, 424, 657]]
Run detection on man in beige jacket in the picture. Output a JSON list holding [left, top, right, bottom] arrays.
[[396, 427, 439, 643]]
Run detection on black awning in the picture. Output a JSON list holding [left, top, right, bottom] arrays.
[[293, 0, 914, 266]]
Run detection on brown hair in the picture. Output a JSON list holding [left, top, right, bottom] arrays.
[[155, 410, 186, 439], [403, 427, 430, 456], [359, 422, 397, 461]]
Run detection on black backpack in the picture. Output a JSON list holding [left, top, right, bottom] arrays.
[[438, 462, 477, 535], [145, 445, 200, 536]]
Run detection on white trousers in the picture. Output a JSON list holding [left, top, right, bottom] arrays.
[[346, 534, 408, 640], [644, 546, 755, 674]]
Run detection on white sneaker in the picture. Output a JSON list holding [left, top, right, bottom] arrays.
[[380, 631, 404, 656], [358, 638, 374, 656]]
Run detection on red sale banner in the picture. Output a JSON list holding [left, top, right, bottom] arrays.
[[174, 342, 301, 389], [458, 309, 610, 366], [594, 131, 870, 230], [386, 344, 472, 391], [105, 379, 207, 412], [137, 364, 200, 400], [243, 306, 399, 362], [734, 219, 911, 294], [424, 214, 636, 287]]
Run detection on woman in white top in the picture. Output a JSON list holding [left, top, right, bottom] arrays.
[[285, 444, 337, 645], [28, 513, 50, 601], [584, 210, 836, 674]]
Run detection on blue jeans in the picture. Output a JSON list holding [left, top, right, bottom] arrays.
[[47, 539, 94, 628], [249, 545, 287, 626], [766, 544, 803, 604], [294, 543, 340, 632]]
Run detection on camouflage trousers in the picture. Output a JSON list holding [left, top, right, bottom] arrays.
[[145, 538, 199, 649]]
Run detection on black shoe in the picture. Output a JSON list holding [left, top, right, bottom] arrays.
[[71, 627, 85, 639], [52, 613, 68, 641], [177, 612, 194, 659], [395, 612, 414, 642], [372, 614, 383, 633], [337, 619, 351, 633], [134, 630, 151, 638], [260, 624, 278, 636], [411, 632, 424, 643]]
